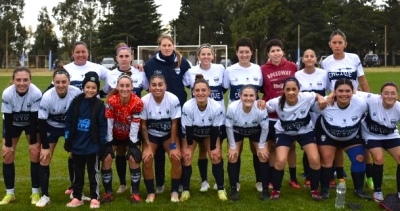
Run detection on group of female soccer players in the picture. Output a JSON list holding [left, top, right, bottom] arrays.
[[2, 29, 400, 209]]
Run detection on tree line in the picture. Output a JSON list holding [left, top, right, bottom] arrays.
[[0, 0, 399, 67]]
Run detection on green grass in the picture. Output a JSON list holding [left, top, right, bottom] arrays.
[[1, 70, 400, 210]]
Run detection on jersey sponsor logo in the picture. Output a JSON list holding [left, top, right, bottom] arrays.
[[48, 113, 67, 123], [253, 76, 258, 81], [365, 114, 396, 135], [280, 114, 311, 131], [321, 135, 326, 142], [77, 119, 91, 132], [322, 117, 360, 138], [193, 125, 211, 137], [148, 118, 172, 132], [114, 121, 130, 132], [214, 76, 219, 82], [13, 111, 31, 122], [351, 116, 358, 122], [266, 70, 293, 79], [154, 70, 162, 74], [328, 71, 357, 81], [233, 125, 261, 136], [317, 81, 322, 86], [210, 86, 223, 101]]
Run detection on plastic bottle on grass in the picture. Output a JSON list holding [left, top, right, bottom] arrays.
[[335, 179, 346, 209]]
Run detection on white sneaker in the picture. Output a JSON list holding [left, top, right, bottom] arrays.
[[213, 184, 218, 190], [237, 183, 241, 192], [116, 185, 128, 194], [155, 186, 165, 194], [36, 195, 50, 207], [199, 181, 210, 192], [373, 191, 384, 202], [70, 193, 91, 201], [178, 185, 183, 193], [255, 182, 263, 192]]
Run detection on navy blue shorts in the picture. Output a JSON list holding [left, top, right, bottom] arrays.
[[8, 125, 30, 138], [148, 133, 171, 145], [315, 131, 363, 149], [275, 131, 315, 147], [47, 125, 64, 143], [365, 138, 400, 150], [111, 139, 130, 146], [220, 125, 227, 142], [267, 120, 277, 142], [233, 132, 260, 143]]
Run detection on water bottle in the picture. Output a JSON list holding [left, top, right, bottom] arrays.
[[335, 179, 346, 209]]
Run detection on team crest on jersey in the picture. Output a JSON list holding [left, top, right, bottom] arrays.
[[126, 116, 132, 121], [373, 112, 376, 116], [175, 68, 181, 74], [253, 76, 258, 81], [329, 118, 333, 121], [208, 117, 212, 122], [52, 109, 56, 112], [391, 119, 397, 125], [154, 70, 162, 74], [27, 103, 32, 108], [321, 135, 326, 142], [40, 106, 47, 112], [276, 137, 279, 143], [300, 109, 306, 114], [233, 119, 237, 123], [166, 109, 169, 114], [246, 77, 249, 81], [252, 120, 257, 125], [309, 83, 312, 87], [133, 79, 138, 83], [182, 111, 187, 116], [47, 133, 50, 137], [214, 77, 219, 82], [343, 119, 346, 123], [234, 78, 238, 82], [112, 80, 116, 85], [351, 116, 358, 122], [317, 81, 322, 86]]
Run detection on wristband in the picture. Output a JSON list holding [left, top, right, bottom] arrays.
[[169, 142, 177, 150]]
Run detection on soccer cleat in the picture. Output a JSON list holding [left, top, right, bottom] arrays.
[[236, 183, 241, 192], [100, 193, 113, 204], [321, 188, 330, 199], [0, 194, 15, 205], [36, 195, 50, 207], [270, 190, 280, 200], [255, 182, 263, 192], [180, 191, 190, 202], [155, 186, 165, 194], [329, 179, 336, 188], [199, 181, 210, 192], [66, 198, 84, 208], [82, 194, 92, 201], [31, 193, 41, 205], [366, 177, 374, 190], [89, 199, 100, 209], [288, 180, 301, 189], [303, 180, 311, 188], [229, 191, 239, 201], [259, 190, 270, 201], [354, 189, 372, 201], [145, 193, 155, 203], [65, 188, 73, 195], [218, 190, 228, 201], [171, 191, 179, 203], [213, 184, 218, 190], [116, 185, 128, 194], [373, 191, 384, 202], [311, 190, 323, 201], [130, 193, 142, 204]]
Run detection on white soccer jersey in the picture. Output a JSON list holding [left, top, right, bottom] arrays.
[[321, 52, 365, 91], [1, 84, 42, 126], [141, 91, 181, 137], [313, 95, 367, 141], [295, 68, 329, 95], [183, 63, 225, 109], [63, 61, 108, 90], [223, 63, 263, 104], [267, 92, 315, 135], [181, 98, 224, 137], [103, 67, 149, 96], [39, 86, 81, 128], [225, 100, 269, 149], [357, 92, 400, 140]]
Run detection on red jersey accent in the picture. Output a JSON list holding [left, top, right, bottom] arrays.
[[261, 59, 297, 119], [105, 93, 144, 140]]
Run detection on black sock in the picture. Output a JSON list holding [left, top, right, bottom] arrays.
[[302, 152, 310, 179], [198, 159, 208, 182], [267, 166, 274, 186], [372, 164, 383, 192], [101, 169, 113, 193], [272, 168, 284, 191], [309, 168, 320, 191], [115, 155, 127, 186], [171, 179, 180, 193], [39, 164, 50, 196], [144, 179, 155, 194], [351, 171, 365, 191], [397, 164, 400, 193], [3, 162, 15, 189], [154, 147, 165, 187], [366, 163, 373, 178], [130, 168, 141, 194], [212, 160, 224, 190], [253, 154, 260, 182], [335, 167, 344, 179], [289, 167, 297, 181], [259, 161, 270, 190], [321, 167, 333, 191], [182, 165, 192, 191], [68, 157, 74, 187], [237, 156, 241, 183], [228, 161, 238, 192], [31, 162, 40, 188]]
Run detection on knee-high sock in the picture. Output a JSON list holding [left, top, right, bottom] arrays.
[[253, 154, 260, 182], [31, 162, 40, 188], [115, 155, 126, 185], [351, 171, 365, 191], [289, 167, 297, 181], [320, 167, 334, 191], [39, 164, 50, 196], [101, 169, 113, 193], [198, 159, 208, 182], [372, 164, 383, 192], [228, 161, 238, 192], [397, 164, 400, 193], [130, 167, 141, 194], [302, 152, 310, 179], [181, 165, 192, 191], [259, 161, 270, 190], [272, 168, 284, 191], [3, 162, 15, 189], [212, 160, 224, 190], [366, 163, 374, 178], [154, 147, 165, 187], [309, 168, 320, 191]]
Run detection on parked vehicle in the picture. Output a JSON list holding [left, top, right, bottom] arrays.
[[220, 59, 232, 68], [101, 57, 116, 70], [318, 55, 327, 67], [363, 54, 380, 67]]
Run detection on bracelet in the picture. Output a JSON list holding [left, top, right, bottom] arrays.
[[169, 142, 177, 150]]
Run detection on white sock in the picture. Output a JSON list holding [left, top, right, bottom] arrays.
[[6, 189, 15, 195], [32, 188, 40, 194]]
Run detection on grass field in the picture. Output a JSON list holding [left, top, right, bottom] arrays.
[[0, 67, 399, 210]]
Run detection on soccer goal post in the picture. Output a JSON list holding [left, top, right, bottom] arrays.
[[137, 45, 228, 67]]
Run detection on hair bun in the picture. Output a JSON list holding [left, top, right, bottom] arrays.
[[195, 74, 204, 81]]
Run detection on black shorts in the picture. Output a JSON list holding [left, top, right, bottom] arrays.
[[193, 136, 207, 143], [316, 131, 363, 149], [276, 131, 315, 148], [47, 125, 64, 143], [365, 138, 400, 150], [149, 133, 171, 145], [111, 139, 130, 146], [233, 132, 260, 143], [267, 120, 277, 142], [8, 125, 30, 138], [220, 125, 227, 142]]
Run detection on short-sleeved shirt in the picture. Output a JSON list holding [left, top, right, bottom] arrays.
[[104, 67, 149, 97]]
